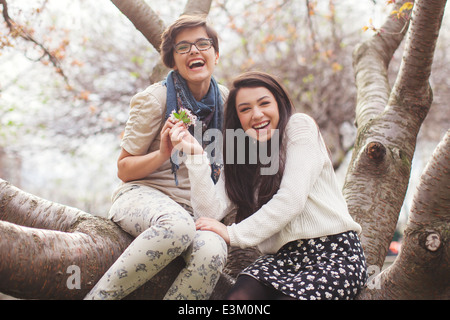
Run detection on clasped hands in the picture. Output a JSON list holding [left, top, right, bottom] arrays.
[[160, 119, 203, 157], [159, 118, 230, 244]]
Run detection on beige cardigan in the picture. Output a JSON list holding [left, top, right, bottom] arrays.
[[112, 81, 228, 208], [185, 113, 361, 254]]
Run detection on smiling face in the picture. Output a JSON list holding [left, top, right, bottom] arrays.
[[235, 86, 280, 141], [172, 26, 219, 90]]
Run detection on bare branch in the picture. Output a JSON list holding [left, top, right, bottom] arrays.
[[183, 0, 212, 16], [387, 0, 448, 119], [0, 0, 12, 29], [0, 0, 69, 82]]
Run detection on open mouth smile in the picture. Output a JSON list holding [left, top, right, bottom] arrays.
[[188, 59, 205, 69], [252, 121, 270, 130]]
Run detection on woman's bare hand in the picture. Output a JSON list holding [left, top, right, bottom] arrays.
[[169, 122, 204, 155], [160, 118, 177, 159], [195, 217, 230, 244]]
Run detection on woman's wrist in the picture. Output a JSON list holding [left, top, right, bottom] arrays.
[[192, 141, 205, 155], [185, 151, 207, 162], [155, 148, 170, 163]]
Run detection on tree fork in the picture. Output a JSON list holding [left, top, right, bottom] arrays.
[[357, 131, 449, 300]]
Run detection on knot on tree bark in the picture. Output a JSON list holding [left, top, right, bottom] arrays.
[[365, 141, 386, 162], [425, 232, 441, 252]]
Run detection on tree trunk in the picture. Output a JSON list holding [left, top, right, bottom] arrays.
[[344, 0, 447, 270], [358, 131, 449, 299]]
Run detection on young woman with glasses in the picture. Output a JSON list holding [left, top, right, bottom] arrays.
[[85, 15, 228, 300]]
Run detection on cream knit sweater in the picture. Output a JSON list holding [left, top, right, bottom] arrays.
[[185, 113, 361, 254]]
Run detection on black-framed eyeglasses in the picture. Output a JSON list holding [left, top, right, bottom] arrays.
[[174, 38, 213, 54]]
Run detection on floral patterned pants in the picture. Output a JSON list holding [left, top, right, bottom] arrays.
[[84, 185, 227, 300]]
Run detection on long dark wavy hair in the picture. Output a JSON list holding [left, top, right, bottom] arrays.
[[223, 71, 295, 222]]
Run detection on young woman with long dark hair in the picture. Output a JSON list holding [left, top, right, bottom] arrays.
[[171, 71, 367, 300]]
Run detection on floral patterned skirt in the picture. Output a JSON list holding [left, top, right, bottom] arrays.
[[240, 231, 367, 300]]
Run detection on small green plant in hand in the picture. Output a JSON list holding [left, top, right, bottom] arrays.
[[169, 108, 197, 127]]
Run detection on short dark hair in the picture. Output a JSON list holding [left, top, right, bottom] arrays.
[[160, 15, 219, 68]]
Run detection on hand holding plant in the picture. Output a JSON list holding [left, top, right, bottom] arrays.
[[169, 107, 197, 127]]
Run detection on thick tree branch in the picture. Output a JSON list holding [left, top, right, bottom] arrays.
[[358, 130, 449, 299], [110, 0, 214, 84], [0, 179, 131, 299], [110, 0, 213, 53], [345, 0, 447, 270], [352, 0, 412, 129], [0, 178, 234, 299], [0, 180, 89, 232], [0, 218, 127, 299], [110, 0, 166, 52], [182, 0, 212, 16], [408, 130, 450, 231], [387, 0, 447, 121]]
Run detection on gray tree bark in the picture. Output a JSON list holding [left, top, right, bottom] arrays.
[[346, 0, 449, 299]]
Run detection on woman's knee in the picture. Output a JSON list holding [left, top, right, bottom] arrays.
[[153, 210, 197, 246], [109, 185, 195, 238], [190, 230, 228, 270]]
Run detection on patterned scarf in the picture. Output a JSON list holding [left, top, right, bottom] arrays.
[[163, 70, 223, 185]]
